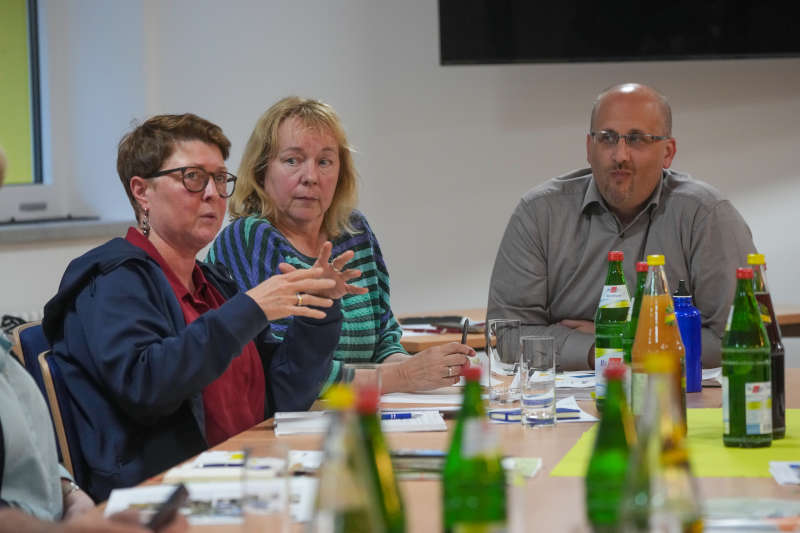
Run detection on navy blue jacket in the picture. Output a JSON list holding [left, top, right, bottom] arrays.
[[42, 238, 339, 501]]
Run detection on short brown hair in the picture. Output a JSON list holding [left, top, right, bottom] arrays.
[[117, 113, 231, 221], [229, 97, 358, 238]]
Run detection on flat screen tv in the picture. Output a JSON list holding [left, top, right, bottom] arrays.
[[439, 0, 800, 64]]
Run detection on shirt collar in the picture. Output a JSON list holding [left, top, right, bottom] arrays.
[[124, 227, 209, 300], [582, 170, 666, 217]]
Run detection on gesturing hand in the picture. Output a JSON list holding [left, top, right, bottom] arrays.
[[246, 266, 336, 321], [277, 241, 368, 300]]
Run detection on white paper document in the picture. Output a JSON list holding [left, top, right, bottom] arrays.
[[770, 461, 800, 485], [274, 410, 447, 435], [105, 479, 317, 525], [163, 450, 324, 483]]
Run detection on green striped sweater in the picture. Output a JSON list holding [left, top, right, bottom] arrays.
[[208, 211, 406, 385]]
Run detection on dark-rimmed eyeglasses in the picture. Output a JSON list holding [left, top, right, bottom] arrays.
[[145, 166, 237, 198], [590, 130, 671, 148]]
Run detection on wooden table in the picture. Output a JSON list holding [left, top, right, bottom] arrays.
[[399, 308, 486, 353], [154, 369, 800, 532], [777, 304, 800, 337], [400, 306, 800, 353]]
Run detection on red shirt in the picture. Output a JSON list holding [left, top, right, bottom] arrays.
[[126, 228, 265, 446]]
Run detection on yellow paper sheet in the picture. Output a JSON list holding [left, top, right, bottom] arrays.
[[551, 408, 800, 478]]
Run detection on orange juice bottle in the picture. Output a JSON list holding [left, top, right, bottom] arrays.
[[630, 254, 687, 431]]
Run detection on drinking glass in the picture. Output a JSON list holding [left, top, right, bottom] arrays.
[[342, 363, 382, 394], [241, 441, 290, 533], [520, 336, 556, 428], [486, 319, 521, 405]]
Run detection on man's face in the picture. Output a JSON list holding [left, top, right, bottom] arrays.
[[586, 89, 676, 222]]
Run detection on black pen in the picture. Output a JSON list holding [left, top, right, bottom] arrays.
[[461, 318, 469, 344]]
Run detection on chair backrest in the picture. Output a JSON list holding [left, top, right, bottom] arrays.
[[13, 321, 49, 380], [37, 351, 88, 488], [10, 321, 45, 368]]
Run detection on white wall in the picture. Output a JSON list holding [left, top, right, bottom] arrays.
[[2, 0, 799, 363]]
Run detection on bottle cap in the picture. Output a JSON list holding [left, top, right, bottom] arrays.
[[607, 250, 624, 261], [646, 254, 665, 266], [604, 360, 626, 380], [635, 261, 648, 272], [736, 267, 754, 279], [747, 253, 765, 265], [462, 365, 481, 382], [324, 384, 355, 410], [673, 279, 690, 297], [355, 385, 380, 414]]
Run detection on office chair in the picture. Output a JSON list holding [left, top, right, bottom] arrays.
[[11, 320, 47, 368], [38, 351, 89, 489], [13, 321, 49, 389]]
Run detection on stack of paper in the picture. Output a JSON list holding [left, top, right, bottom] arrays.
[[105, 480, 317, 525], [162, 450, 323, 484], [488, 395, 598, 424], [702, 367, 723, 387], [556, 371, 596, 401], [274, 410, 447, 436]]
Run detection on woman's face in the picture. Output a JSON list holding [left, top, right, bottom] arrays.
[[264, 117, 340, 232], [143, 140, 228, 256]]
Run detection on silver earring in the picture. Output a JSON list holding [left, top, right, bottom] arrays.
[[141, 208, 150, 237]]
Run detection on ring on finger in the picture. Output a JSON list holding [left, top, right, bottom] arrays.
[[296, 292, 303, 306], [447, 366, 453, 377]]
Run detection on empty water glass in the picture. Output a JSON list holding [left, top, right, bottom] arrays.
[[520, 336, 556, 428], [487, 319, 521, 405]]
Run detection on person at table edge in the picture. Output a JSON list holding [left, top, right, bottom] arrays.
[[488, 82, 756, 370], [42, 113, 351, 501]]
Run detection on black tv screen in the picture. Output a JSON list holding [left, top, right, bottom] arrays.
[[439, 0, 800, 64]]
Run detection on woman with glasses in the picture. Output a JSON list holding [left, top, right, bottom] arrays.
[[42, 114, 356, 501], [209, 97, 474, 394]]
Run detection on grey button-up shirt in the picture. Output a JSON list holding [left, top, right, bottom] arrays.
[[487, 168, 757, 370]]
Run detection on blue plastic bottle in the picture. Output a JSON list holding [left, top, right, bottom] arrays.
[[673, 280, 702, 393]]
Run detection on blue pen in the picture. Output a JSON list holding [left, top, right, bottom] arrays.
[[381, 413, 414, 420]]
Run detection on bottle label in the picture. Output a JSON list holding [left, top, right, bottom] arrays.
[[745, 381, 772, 435], [722, 375, 730, 434], [594, 347, 624, 400], [631, 371, 648, 416], [598, 285, 630, 308], [462, 419, 499, 458]]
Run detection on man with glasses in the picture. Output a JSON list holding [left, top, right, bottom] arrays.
[[488, 83, 756, 370]]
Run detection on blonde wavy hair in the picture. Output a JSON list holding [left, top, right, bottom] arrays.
[[229, 97, 358, 238]]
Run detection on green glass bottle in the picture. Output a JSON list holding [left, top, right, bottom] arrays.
[[356, 385, 406, 533], [310, 385, 386, 533], [595, 250, 631, 411], [442, 365, 507, 533], [619, 355, 703, 533], [722, 267, 772, 448], [585, 361, 636, 532], [622, 261, 648, 406], [622, 261, 649, 365]]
